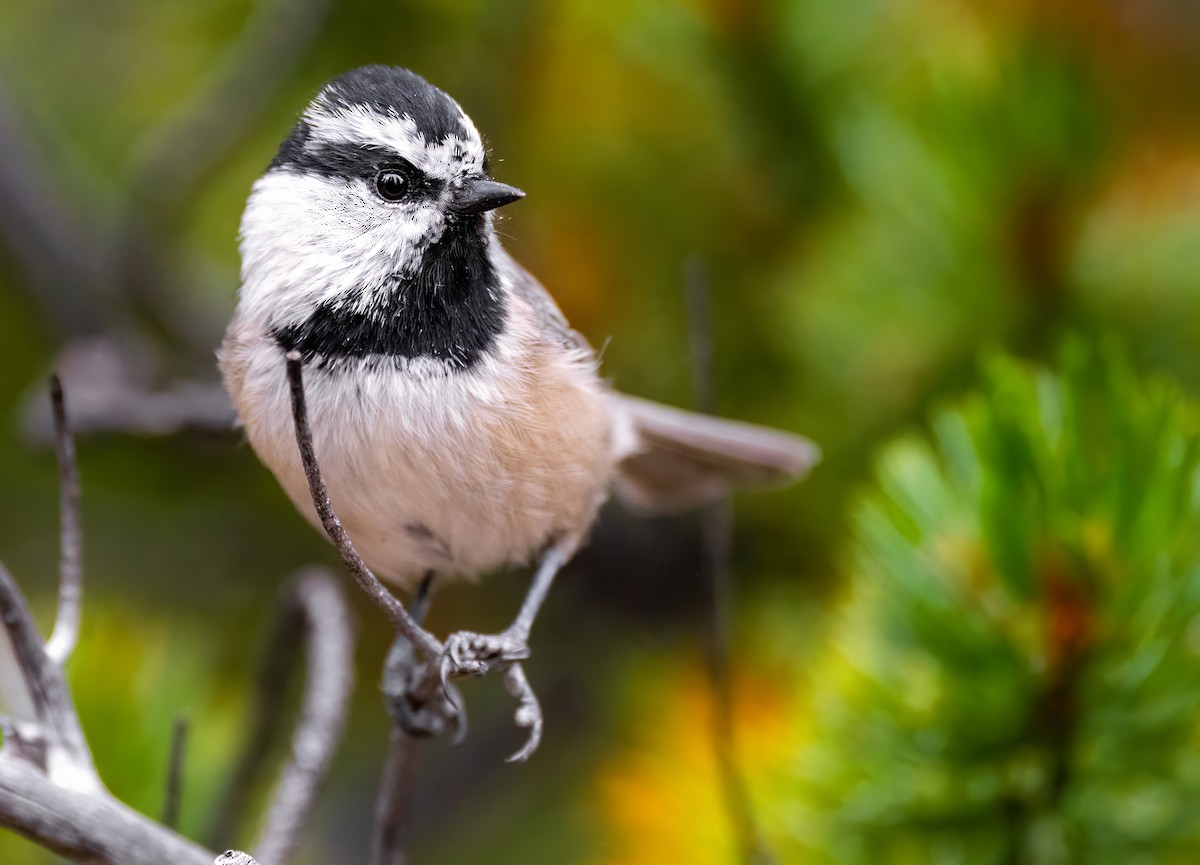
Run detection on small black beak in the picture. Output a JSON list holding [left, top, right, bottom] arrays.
[[449, 177, 525, 214]]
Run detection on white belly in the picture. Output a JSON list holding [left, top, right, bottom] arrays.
[[231, 348, 618, 589]]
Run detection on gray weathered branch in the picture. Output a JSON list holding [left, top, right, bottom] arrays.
[[0, 540, 213, 862], [370, 725, 420, 865], [21, 342, 237, 446], [0, 381, 356, 865], [254, 569, 355, 865], [208, 569, 355, 864], [206, 588, 302, 847], [0, 752, 213, 865], [370, 575, 435, 865]]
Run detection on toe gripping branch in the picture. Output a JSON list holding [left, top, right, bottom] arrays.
[[383, 626, 543, 762], [285, 352, 549, 761]]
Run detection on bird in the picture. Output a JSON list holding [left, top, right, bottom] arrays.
[[219, 65, 818, 695]]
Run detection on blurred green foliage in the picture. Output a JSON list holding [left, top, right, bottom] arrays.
[[0, 0, 1198, 862], [788, 347, 1200, 862]]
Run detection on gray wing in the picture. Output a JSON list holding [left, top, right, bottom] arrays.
[[498, 247, 596, 358], [613, 395, 820, 513]]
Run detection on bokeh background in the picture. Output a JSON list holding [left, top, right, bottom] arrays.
[[2, 0, 1200, 862]]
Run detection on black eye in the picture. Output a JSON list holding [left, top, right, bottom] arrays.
[[375, 170, 407, 201]]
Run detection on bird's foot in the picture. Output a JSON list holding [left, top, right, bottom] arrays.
[[440, 629, 542, 761], [382, 632, 464, 740], [440, 629, 531, 678]]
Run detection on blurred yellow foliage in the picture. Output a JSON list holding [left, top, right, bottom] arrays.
[[593, 655, 806, 865]]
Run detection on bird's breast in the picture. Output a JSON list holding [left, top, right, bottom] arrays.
[[230, 331, 617, 589]]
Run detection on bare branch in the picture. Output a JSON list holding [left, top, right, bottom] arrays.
[[0, 379, 315, 865], [0, 752, 214, 865], [21, 342, 237, 446], [0, 563, 96, 789], [45, 375, 82, 667], [284, 353, 442, 660], [254, 569, 355, 865], [58, 379, 235, 438], [162, 716, 188, 830], [370, 725, 419, 865], [371, 574, 435, 865]]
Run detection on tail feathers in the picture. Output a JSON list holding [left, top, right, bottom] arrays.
[[613, 395, 820, 513]]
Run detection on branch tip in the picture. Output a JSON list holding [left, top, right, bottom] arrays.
[[46, 373, 83, 667]]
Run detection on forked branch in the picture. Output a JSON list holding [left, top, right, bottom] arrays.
[[0, 380, 209, 863], [0, 378, 94, 783], [0, 380, 356, 865]]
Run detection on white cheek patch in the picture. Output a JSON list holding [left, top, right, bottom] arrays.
[[304, 100, 486, 182], [238, 171, 444, 329]]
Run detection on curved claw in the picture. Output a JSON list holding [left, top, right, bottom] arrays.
[[437, 631, 542, 759], [436, 655, 470, 746], [503, 664, 543, 763]]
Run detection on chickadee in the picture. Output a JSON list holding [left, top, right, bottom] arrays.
[[219, 65, 818, 679]]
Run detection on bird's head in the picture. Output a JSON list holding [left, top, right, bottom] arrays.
[[238, 66, 524, 349]]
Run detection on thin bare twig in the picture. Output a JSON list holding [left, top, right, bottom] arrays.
[[0, 380, 239, 864], [255, 569, 355, 865], [0, 380, 355, 864], [162, 716, 188, 830], [284, 352, 442, 660], [371, 574, 435, 865], [20, 342, 237, 447], [45, 375, 83, 667], [684, 257, 773, 864], [370, 726, 419, 865]]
